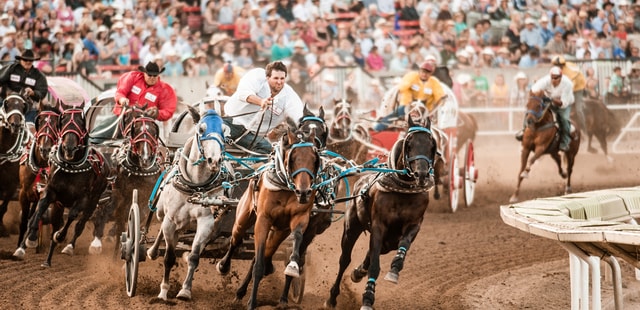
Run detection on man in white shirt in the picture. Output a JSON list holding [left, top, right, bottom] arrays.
[[516, 66, 575, 152], [224, 61, 305, 154]]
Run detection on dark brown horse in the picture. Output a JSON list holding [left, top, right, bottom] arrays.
[[574, 98, 621, 162], [0, 90, 30, 237], [14, 100, 60, 254], [510, 94, 581, 203], [90, 105, 163, 255], [216, 128, 321, 309], [325, 116, 437, 310], [18, 101, 112, 267]]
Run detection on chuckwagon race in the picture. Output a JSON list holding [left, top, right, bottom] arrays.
[[1, 1, 640, 310]]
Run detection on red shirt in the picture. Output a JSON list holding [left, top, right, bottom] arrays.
[[113, 71, 177, 121]]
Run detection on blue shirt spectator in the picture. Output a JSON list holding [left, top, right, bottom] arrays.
[[520, 18, 545, 50]]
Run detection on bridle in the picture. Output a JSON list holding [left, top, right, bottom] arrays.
[[401, 126, 435, 179], [299, 115, 328, 148], [35, 110, 60, 146], [1, 94, 28, 129], [126, 116, 159, 160], [276, 138, 320, 191], [59, 108, 87, 145], [525, 96, 552, 125]]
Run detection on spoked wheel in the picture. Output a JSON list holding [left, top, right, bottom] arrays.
[[463, 141, 478, 207], [122, 189, 141, 297], [448, 154, 461, 213], [283, 242, 307, 304]]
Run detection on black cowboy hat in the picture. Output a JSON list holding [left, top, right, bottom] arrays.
[[15, 49, 40, 61], [138, 61, 165, 75]]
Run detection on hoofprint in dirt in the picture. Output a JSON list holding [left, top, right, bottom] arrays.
[[0, 135, 638, 309]]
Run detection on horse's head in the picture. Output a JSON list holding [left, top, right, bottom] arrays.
[[194, 109, 225, 173], [58, 101, 87, 162], [34, 100, 61, 161], [524, 94, 552, 128], [2, 90, 29, 134], [330, 98, 353, 140], [298, 104, 327, 148], [400, 117, 437, 188], [407, 100, 430, 128], [127, 114, 160, 170], [280, 128, 320, 204], [116, 104, 147, 138]]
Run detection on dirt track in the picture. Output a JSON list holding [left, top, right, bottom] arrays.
[[0, 135, 639, 310]]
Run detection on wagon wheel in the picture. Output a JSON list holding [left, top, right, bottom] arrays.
[[122, 189, 141, 297], [448, 153, 460, 213], [283, 243, 307, 304], [462, 140, 478, 208]]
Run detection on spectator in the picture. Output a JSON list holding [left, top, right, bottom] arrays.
[[287, 66, 307, 100], [510, 71, 530, 107], [539, 15, 553, 46], [98, 38, 117, 65], [545, 30, 566, 55], [115, 45, 131, 66], [388, 46, 409, 73], [109, 21, 130, 50], [163, 50, 184, 77], [399, 0, 420, 21], [365, 45, 385, 71], [236, 47, 254, 70], [478, 47, 495, 68], [490, 73, 509, 110], [608, 66, 625, 97], [520, 18, 544, 50], [352, 43, 365, 67], [518, 47, 540, 68]]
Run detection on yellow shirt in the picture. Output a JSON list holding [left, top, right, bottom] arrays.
[[213, 67, 245, 96], [398, 71, 446, 111], [562, 62, 586, 92]]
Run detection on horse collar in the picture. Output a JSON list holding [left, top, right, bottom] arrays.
[[115, 143, 161, 177], [0, 126, 29, 165], [50, 144, 93, 173]]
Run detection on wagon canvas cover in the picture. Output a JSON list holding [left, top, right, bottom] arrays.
[[47, 77, 89, 107]]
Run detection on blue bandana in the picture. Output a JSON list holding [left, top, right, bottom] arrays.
[[200, 109, 224, 143]]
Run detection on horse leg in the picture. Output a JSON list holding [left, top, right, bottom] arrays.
[[587, 133, 597, 153], [325, 214, 366, 308], [510, 148, 531, 203], [549, 152, 566, 179], [63, 202, 97, 256], [246, 217, 271, 310], [158, 218, 178, 300], [283, 217, 310, 278], [596, 133, 613, 163], [16, 172, 37, 245], [281, 214, 330, 306], [565, 153, 576, 195], [362, 225, 386, 310], [384, 224, 421, 284], [42, 205, 65, 268], [23, 190, 54, 249], [0, 198, 11, 237], [218, 188, 256, 275], [177, 215, 217, 300]]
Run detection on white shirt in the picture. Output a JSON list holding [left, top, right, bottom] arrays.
[[225, 68, 304, 135], [531, 75, 575, 109]]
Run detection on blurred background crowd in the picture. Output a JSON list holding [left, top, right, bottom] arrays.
[[0, 0, 639, 108]]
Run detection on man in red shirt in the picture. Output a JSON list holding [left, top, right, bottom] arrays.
[[90, 62, 177, 143]]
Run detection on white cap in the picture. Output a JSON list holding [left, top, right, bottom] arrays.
[[112, 21, 124, 29], [525, 18, 535, 25], [550, 66, 562, 76], [397, 46, 406, 54], [481, 47, 494, 56], [515, 72, 527, 80], [424, 54, 437, 62], [456, 73, 472, 85]]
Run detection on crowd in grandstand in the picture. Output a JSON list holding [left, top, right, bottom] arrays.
[[0, 0, 638, 107]]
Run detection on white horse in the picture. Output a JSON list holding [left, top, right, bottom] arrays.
[[146, 105, 231, 300]]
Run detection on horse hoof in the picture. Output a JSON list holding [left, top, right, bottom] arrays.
[[434, 192, 440, 200], [588, 147, 597, 154], [351, 268, 365, 283], [284, 261, 300, 278], [89, 238, 103, 255], [146, 248, 158, 261], [13, 248, 25, 259], [41, 262, 51, 268], [324, 300, 337, 309], [520, 171, 529, 178], [216, 261, 229, 275], [509, 195, 518, 203], [607, 156, 614, 164], [176, 289, 192, 301], [384, 271, 399, 284], [360, 306, 373, 310], [61, 244, 74, 256], [25, 238, 37, 249]]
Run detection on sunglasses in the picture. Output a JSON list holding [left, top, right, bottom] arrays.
[[551, 75, 561, 80]]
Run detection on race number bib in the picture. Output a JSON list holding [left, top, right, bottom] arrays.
[[10, 74, 20, 82], [131, 86, 141, 94], [270, 105, 283, 116], [410, 84, 420, 91], [25, 78, 36, 86], [144, 92, 157, 102]]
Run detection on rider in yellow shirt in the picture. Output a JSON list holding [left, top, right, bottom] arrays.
[[373, 61, 446, 131], [213, 62, 245, 96]]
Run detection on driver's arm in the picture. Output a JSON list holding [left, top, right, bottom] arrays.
[[32, 73, 48, 102]]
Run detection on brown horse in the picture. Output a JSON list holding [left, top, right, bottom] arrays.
[[0, 90, 30, 237], [217, 128, 321, 309], [15, 100, 60, 251], [90, 104, 164, 255], [327, 98, 370, 164], [574, 98, 621, 162], [17, 101, 112, 267], [325, 116, 437, 309], [509, 95, 581, 203]]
